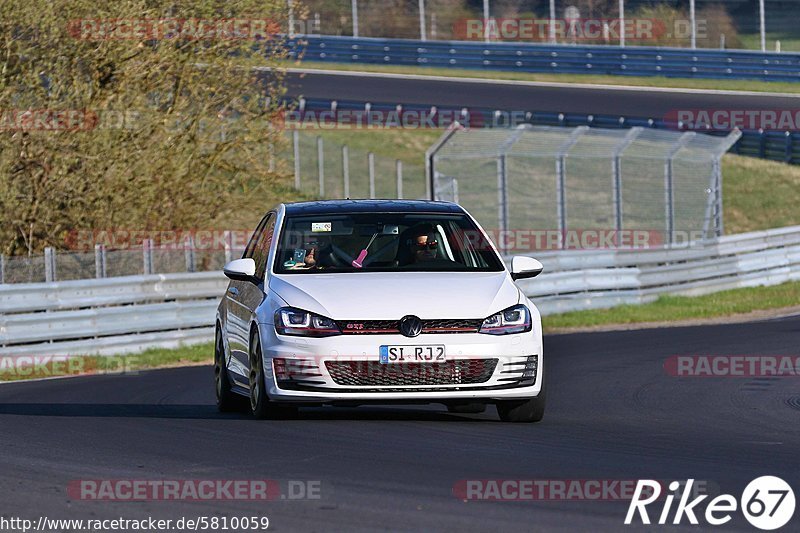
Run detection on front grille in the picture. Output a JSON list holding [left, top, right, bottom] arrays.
[[337, 318, 482, 335], [325, 359, 498, 387], [338, 320, 400, 334]]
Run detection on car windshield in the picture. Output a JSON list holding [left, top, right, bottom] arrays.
[[274, 212, 504, 274]]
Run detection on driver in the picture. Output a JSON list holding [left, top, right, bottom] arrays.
[[411, 225, 443, 263]]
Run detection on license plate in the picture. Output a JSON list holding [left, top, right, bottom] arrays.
[[380, 345, 446, 364]]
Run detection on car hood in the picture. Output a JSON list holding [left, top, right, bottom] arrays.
[[269, 272, 519, 320]]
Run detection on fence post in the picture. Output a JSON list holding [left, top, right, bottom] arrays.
[[142, 239, 154, 275], [368, 152, 376, 199], [94, 244, 107, 279], [483, 0, 491, 43], [287, 0, 295, 38], [665, 132, 696, 246], [185, 235, 196, 273], [0, 253, 4, 284], [496, 156, 509, 253], [342, 145, 350, 198], [317, 136, 325, 197], [293, 130, 300, 190], [224, 230, 233, 265], [425, 123, 462, 201], [44, 247, 56, 282], [351, 0, 359, 37], [555, 126, 588, 249], [714, 159, 723, 237], [418, 0, 427, 41], [612, 127, 643, 245], [494, 125, 528, 254], [396, 160, 404, 199]]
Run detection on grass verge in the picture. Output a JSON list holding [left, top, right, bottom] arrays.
[[544, 281, 800, 331], [0, 343, 213, 383], [293, 60, 800, 94]]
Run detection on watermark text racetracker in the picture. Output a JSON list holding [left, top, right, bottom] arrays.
[[68, 479, 322, 501], [665, 355, 800, 377], [453, 18, 707, 42], [0, 355, 138, 380], [454, 479, 717, 501], [66, 228, 708, 252], [667, 109, 800, 131], [67, 18, 282, 41]]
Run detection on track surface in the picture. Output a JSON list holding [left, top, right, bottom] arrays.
[[286, 70, 800, 117], [1, 316, 799, 531]]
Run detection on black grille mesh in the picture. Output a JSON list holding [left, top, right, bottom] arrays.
[[337, 318, 482, 334], [325, 359, 498, 386]]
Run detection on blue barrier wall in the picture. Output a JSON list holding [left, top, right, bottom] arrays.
[[289, 36, 800, 83], [291, 97, 800, 165]]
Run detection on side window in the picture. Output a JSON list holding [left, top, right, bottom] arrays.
[[252, 214, 277, 280], [243, 215, 270, 260]]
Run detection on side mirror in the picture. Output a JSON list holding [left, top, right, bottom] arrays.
[[223, 258, 259, 283], [511, 256, 544, 281]]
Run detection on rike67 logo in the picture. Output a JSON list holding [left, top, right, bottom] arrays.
[[626, 477, 795, 530]]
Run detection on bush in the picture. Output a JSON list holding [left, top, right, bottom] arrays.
[[0, 0, 293, 256]]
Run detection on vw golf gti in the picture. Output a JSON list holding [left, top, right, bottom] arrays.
[[215, 200, 546, 422]]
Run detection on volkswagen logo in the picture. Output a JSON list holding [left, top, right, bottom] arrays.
[[399, 315, 423, 338]]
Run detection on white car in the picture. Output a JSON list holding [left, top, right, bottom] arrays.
[[215, 200, 546, 422]]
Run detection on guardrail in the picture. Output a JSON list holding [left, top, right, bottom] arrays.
[[296, 97, 800, 164], [2, 226, 800, 356], [289, 36, 800, 83], [0, 272, 227, 356]]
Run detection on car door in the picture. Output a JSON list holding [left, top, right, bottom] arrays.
[[226, 212, 277, 385], [224, 213, 272, 384]]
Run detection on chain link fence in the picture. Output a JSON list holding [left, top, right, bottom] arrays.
[[430, 124, 741, 253]]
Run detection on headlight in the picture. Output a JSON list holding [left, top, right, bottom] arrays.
[[274, 307, 340, 337], [479, 304, 531, 335]]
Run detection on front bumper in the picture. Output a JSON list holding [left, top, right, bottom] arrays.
[[260, 326, 543, 403]]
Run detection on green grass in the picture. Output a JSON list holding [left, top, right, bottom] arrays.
[[723, 154, 800, 234], [293, 60, 800, 94], [544, 281, 800, 332], [0, 343, 213, 382], [739, 33, 800, 54]]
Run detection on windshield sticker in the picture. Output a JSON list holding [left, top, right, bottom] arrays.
[[312, 222, 332, 232]]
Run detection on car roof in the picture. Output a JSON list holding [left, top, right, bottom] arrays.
[[282, 199, 464, 216]]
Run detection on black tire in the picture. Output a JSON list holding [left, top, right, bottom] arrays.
[[249, 331, 298, 420], [215, 326, 239, 413], [447, 402, 487, 414], [496, 364, 546, 423]]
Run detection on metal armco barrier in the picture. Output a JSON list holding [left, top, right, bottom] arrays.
[[295, 97, 800, 165], [289, 36, 800, 83], [2, 226, 800, 356]]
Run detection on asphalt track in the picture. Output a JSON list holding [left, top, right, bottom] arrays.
[[285, 69, 800, 117], [1, 315, 799, 532]]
